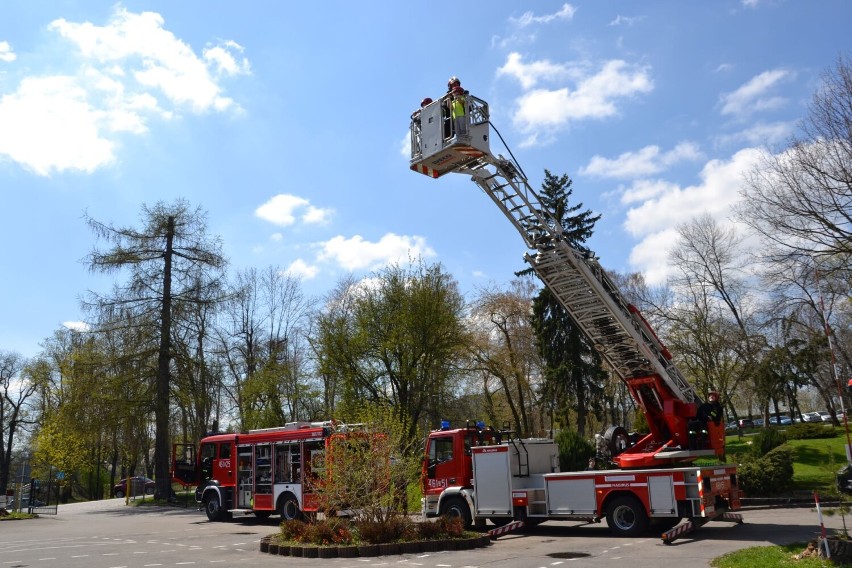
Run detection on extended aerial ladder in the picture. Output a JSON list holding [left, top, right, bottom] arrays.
[[409, 91, 724, 468]]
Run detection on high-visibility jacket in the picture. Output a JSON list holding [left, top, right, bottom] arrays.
[[451, 96, 466, 119]]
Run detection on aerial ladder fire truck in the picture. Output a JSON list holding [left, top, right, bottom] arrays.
[[409, 85, 742, 543]]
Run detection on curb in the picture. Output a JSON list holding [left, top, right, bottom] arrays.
[[739, 498, 837, 509]]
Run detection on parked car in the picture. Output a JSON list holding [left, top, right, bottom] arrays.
[[725, 421, 739, 432], [113, 476, 156, 498], [8, 494, 46, 509], [768, 416, 792, 426], [753, 418, 765, 427], [819, 411, 833, 422], [802, 412, 824, 423], [737, 418, 755, 429]]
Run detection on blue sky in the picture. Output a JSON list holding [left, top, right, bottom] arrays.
[[1, 1, 850, 359]]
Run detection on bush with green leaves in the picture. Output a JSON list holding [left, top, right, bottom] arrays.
[[736, 445, 794, 496], [554, 428, 596, 471], [786, 423, 837, 440], [750, 427, 787, 456]]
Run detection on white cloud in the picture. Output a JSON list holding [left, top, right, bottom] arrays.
[[0, 7, 249, 176], [715, 121, 793, 147], [284, 259, 319, 280], [497, 52, 575, 90], [620, 178, 681, 204], [628, 228, 680, 285], [399, 130, 411, 157], [510, 59, 652, 139], [0, 41, 15, 62], [49, 8, 248, 113], [511, 4, 577, 27], [609, 15, 644, 26], [255, 194, 308, 225], [623, 148, 763, 283], [255, 194, 333, 227], [581, 142, 701, 179], [720, 69, 792, 117], [203, 40, 250, 77], [63, 320, 90, 333], [318, 233, 436, 271], [303, 205, 332, 225], [0, 76, 115, 175]]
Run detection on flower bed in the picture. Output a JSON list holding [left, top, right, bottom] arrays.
[[260, 533, 491, 557]]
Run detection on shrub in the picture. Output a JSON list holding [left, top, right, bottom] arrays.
[[750, 427, 787, 456], [301, 518, 354, 545], [786, 423, 837, 440], [736, 445, 794, 496], [280, 519, 308, 541], [417, 519, 444, 540], [434, 514, 464, 537], [554, 429, 596, 471], [354, 516, 414, 544]]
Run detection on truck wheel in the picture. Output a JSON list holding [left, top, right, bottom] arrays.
[[204, 493, 227, 522], [606, 496, 649, 537], [278, 494, 303, 521], [440, 496, 472, 529]]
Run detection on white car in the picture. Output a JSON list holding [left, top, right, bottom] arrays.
[[802, 412, 823, 423]]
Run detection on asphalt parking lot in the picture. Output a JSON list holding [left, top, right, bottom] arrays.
[[0, 499, 844, 568]]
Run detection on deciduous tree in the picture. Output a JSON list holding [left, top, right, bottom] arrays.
[[84, 200, 226, 499]]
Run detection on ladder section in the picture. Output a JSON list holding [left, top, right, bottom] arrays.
[[461, 157, 696, 404]]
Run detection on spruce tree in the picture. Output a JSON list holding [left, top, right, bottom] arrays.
[[521, 170, 606, 435]]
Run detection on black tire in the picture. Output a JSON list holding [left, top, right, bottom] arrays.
[[278, 493, 303, 521], [114, 489, 125, 499], [605, 496, 649, 537], [440, 496, 472, 529], [204, 492, 227, 522], [145, 487, 155, 496], [604, 425, 631, 457]]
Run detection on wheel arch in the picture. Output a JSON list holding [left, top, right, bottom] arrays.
[[601, 489, 648, 518], [276, 490, 303, 521], [436, 487, 474, 517], [200, 485, 224, 507]]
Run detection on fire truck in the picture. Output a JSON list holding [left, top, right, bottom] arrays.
[[171, 421, 356, 522], [409, 88, 742, 543]]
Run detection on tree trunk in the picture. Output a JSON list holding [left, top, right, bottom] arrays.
[[155, 216, 174, 500]]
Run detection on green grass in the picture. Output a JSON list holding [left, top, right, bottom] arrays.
[[726, 427, 850, 494], [711, 542, 843, 567]]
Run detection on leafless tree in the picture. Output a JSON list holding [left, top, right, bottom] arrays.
[[468, 279, 544, 437], [0, 351, 36, 493], [666, 215, 763, 416], [739, 55, 852, 281]]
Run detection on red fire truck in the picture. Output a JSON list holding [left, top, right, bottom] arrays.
[[410, 90, 742, 543], [172, 421, 353, 522]]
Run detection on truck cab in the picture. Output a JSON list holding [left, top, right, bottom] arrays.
[[421, 422, 502, 523]]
